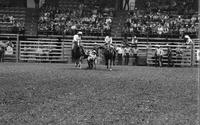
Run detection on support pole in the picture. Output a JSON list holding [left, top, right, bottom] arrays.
[[16, 34, 19, 62], [197, 0, 200, 124]]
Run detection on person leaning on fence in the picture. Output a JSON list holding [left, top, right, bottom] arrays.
[[166, 44, 174, 67], [155, 45, 164, 67]]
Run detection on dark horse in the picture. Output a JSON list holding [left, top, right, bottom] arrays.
[[99, 44, 116, 70], [71, 42, 85, 68]]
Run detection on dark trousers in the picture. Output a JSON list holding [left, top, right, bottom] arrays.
[[155, 55, 163, 67], [133, 54, 138, 65], [168, 56, 173, 67], [123, 0, 129, 10], [117, 54, 123, 65], [124, 53, 129, 65]]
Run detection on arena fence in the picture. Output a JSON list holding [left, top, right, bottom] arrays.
[[0, 34, 199, 67]]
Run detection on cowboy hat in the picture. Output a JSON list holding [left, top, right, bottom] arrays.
[[77, 31, 83, 35], [184, 35, 190, 39]]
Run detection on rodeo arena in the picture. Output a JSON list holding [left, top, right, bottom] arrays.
[[0, 0, 200, 124]]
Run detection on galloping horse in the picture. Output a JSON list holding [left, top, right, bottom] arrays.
[[99, 44, 116, 70], [71, 42, 85, 68]]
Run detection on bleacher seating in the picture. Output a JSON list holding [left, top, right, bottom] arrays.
[[0, 7, 26, 34], [37, 0, 114, 36]]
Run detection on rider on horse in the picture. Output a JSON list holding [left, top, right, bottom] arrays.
[[72, 31, 83, 49], [72, 31, 85, 58], [104, 35, 114, 48]]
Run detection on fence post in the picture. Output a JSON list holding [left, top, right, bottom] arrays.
[[191, 44, 194, 66], [62, 40, 64, 62], [16, 34, 19, 63], [146, 45, 149, 66]]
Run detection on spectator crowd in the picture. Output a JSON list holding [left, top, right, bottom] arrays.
[[0, 14, 25, 34], [38, 0, 114, 36], [123, 0, 199, 38]]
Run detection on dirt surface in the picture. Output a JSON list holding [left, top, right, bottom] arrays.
[[0, 63, 198, 125]]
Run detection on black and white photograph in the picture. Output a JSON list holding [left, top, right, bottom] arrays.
[[0, 0, 200, 124]]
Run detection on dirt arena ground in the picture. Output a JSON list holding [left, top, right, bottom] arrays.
[[0, 63, 198, 125]]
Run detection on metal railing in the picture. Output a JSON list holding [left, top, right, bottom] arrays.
[[0, 34, 199, 66]]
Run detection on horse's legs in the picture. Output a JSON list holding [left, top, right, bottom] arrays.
[[78, 57, 82, 69], [109, 59, 112, 71]]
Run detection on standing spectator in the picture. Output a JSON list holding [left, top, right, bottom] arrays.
[[155, 45, 164, 67], [132, 45, 138, 65], [131, 36, 138, 47], [124, 46, 131, 65], [166, 44, 174, 67], [116, 44, 123, 65]]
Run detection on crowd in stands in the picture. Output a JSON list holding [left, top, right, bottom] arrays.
[[0, 14, 25, 34], [38, 0, 114, 36], [123, 0, 199, 38]]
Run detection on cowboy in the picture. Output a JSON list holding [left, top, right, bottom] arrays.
[[72, 31, 85, 60], [132, 45, 138, 66], [72, 31, 83, 49], [116, 44, 123, 65], [104, 35, 114, 48], [166, 44, 173, 67], [124, 46, 131, 65], [155, 45, 164, 67], [87, 50, 97, 69], [185, 35, 193, 45], [104, 35, 113, 44], [88, 50, 97, 61], [131, 36, 138, 47]]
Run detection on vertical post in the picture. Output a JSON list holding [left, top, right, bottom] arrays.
[[197, 1, 200, 125], [16, 34, 19, 62], [191, 44, 194, 66], [62, 39, 64, 63]]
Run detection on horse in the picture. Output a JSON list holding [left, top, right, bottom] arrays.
[[71, 42, 86, 68], [98, 44, 116, 70]]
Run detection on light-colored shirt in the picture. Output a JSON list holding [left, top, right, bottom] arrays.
[[186, 38, 193, 45], [132, 48, 138, 55], [124, 47, 131, 54], [116, 47, 123, 54], [73, 34, 81, 46], [156, 48, 164, 56], [88, 51, 97, 60], [105, 36, 112, 44]]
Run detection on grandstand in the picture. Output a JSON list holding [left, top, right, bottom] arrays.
[[0, 0, 199, 66]]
